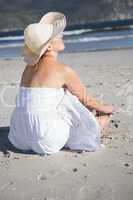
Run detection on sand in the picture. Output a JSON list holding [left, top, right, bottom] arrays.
[[0, 49, 133, 200]]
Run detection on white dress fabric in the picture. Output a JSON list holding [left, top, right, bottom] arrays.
[[8, 86, 102, 155]]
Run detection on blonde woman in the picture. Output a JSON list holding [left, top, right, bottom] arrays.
[[8, 12, 114, 155]]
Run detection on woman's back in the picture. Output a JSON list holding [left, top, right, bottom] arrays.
[[20, 59, 66, 89]]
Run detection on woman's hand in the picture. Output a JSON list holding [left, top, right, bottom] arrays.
[[96, 104, 114, 115]]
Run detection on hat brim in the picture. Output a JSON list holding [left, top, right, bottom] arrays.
[[39, 12, 66, 38]]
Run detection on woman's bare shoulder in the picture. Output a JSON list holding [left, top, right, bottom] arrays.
[[57, 63, 75, 78], [53, 62, 68, 75], [63, 65, 80, 78], [58, 64, 81, 82]]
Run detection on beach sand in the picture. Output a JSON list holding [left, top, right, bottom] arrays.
[[0, 49, 133, 200]]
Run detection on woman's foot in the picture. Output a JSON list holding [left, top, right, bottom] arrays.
[[95, 114, 113, 138]]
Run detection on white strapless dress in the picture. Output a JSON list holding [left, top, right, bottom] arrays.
[[8, 86, 102, 155]]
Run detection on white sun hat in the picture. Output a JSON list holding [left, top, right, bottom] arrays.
[[22, 11, 66, 65]]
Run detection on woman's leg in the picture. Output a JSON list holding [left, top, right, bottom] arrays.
[[95, 114, 113, 138]]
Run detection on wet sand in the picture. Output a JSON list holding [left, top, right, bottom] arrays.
[[0, 49, 133, 200]]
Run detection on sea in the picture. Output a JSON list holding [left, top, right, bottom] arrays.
[[0, 19, 133, 59]]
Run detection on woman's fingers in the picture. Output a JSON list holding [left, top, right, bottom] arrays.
[[96, 104, 114, 115]]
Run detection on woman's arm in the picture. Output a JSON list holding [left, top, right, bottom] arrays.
[[64, 66, 114, 114]]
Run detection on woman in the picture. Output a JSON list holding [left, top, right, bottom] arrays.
[[8, 12, 114, 155]]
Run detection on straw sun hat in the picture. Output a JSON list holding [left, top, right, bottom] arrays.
[[22, 11, 67, 65]]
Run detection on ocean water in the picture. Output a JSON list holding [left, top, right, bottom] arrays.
[[0, 21, 133, 59]]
